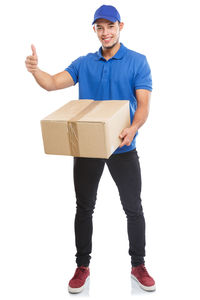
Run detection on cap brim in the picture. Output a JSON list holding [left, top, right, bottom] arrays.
[[92, 15, 118, 25]]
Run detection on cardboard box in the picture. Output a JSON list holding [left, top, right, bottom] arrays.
[[40, 99, 130, 159]]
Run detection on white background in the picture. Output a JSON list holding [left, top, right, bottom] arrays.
[[1, 0, 200, 299]]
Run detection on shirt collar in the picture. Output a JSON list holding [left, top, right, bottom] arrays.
[[95, 42, 126, 61]]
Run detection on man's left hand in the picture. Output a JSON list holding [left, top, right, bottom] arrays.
[[119, 127, 137, 148]]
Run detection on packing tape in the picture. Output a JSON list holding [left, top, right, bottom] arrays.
[[67, 101, 102, 156], [68, 122, 79, 156]]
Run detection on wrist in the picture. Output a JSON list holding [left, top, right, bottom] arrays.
[[32, 67, 39, 76], [130, 123, 138, 133]]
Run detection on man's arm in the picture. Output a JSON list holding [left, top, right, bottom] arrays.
[[25, 44, 74, 91], [130, 89, 151, 131], [119, 89, 151, 147]]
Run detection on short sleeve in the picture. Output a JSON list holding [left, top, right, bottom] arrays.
[[134, 56, 152, 91], [64, 56, 84, 85]]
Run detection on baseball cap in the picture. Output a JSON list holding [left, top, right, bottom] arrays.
[[92, 5, 121, 25]]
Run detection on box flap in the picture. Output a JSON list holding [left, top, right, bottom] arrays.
[[42, 100, 94, 121], [78, 100, 130, 122]]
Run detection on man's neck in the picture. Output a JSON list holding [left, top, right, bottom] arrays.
[[101, 42, 121, 60]]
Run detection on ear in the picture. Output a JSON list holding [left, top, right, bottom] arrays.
[[119, 22, 124, 31], [93, 25, 96, 33]]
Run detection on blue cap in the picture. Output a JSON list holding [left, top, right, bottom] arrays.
[[92, 5, 121, 25]]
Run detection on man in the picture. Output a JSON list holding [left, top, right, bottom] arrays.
[[25, 4, 155, 294]]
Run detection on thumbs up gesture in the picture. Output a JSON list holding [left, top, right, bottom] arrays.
[[25, 44, 38, 74]]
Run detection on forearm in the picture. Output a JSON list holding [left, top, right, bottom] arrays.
[[32, 68, 56, 91], [119, 90, 151, 148], [130, 104, 149, 132], [119, 104, 149, 148]]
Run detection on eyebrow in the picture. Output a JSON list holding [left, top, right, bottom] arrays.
[[96, 22, 114, 26]]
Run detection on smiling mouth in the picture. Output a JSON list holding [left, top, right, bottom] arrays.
[[102, 37, 112, 42]]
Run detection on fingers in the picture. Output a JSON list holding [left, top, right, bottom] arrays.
[[25, 57, 38, 73], [26, 55, 38, 64], [25, 65, 38, 72], [119, 138, 130, 148], [26, 55, 37, 63], [119, 126, 137, 147], [119, 127, 135, 147], [119, 128, 129, 139], [25, 56, 38, 67]]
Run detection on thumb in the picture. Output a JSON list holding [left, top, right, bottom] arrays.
[[31, 44, 37, 57]]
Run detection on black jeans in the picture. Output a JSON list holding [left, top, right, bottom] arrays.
[[73, 148, 145, 267]]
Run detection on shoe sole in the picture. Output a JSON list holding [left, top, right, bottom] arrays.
[[131, 274, 156, 292], [68, 276, 90, 294]]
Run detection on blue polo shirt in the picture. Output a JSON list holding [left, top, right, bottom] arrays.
[[64, 42, 152, 155]]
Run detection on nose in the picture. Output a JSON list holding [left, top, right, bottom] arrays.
[[102, 27, 110, 36]]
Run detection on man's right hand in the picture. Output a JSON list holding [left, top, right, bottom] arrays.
[[25, 44, 38, 74], [25, 44, 74, 91]]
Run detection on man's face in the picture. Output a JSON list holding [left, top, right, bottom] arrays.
[[93, 19, 124, 49]]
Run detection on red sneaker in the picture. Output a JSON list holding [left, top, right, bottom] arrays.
[[68, 266, 90, 294], [131, 264, 156, 291]]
